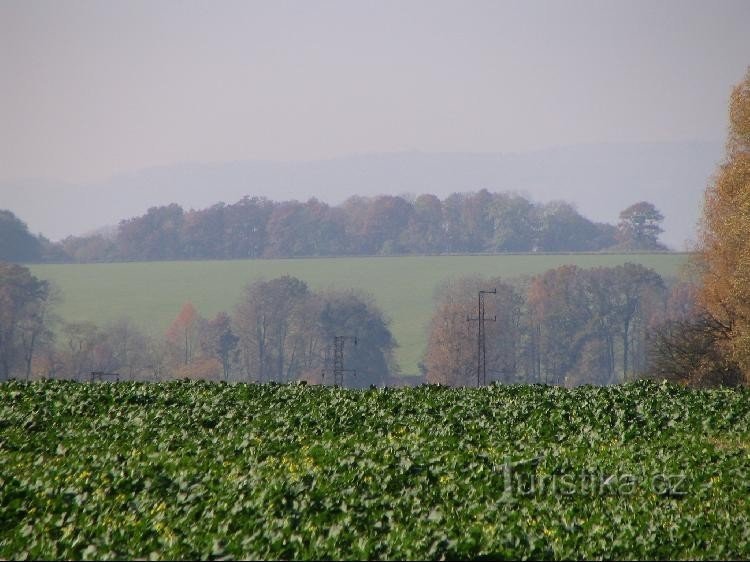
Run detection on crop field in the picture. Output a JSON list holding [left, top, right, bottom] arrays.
[[29, 254, 688, 376], [1, 380, 749, 559]]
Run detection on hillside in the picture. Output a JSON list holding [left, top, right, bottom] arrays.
[[2, 142, 721, 248]]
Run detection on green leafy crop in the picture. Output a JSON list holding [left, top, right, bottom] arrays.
[[1, 380, 749, 560]]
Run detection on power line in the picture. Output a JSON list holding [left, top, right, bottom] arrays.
[[467, 289, 496, 386]]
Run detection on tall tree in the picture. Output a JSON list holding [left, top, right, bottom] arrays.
[[425, 277, 524, 385], [461, 189, 496, 251], [233, 276, 311, 382], [358, 196, 414, 255], [616, 202, 666, 250], [231, 277, 396, 385], [536, 201, 614, 252], [181, 203, 226, 259], [487, 193, 536, 252], [697, 68, 750, 379], [580, 267, 621, 383], [609, 263, 665, 378], [0, 263, 52, 379], [317, 289, 397, 387], [0, 210, 43, 263], [264, 199, 346, 257], [117, 204, 185, 260], [400, 194, 446, 253], [222, 196, 274, 258], [198, 312, 239, 381], [166, 302, 199, 365], [424, 265, 668, 387], [528, 266, 592, 384], [424, 299, 475, 385]]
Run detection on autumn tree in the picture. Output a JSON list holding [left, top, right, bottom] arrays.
[[536, 201, 617, 252], [609, 263, 666, 377], [528, 266, 591, 385], [424, 299, 475, 385], [441, 193, 472, 252], [181, 203, 227, 259], [233, 276, 311, 382], [0, 263, 53, 379], [166, 302, 200, 365], [460, 190, 496, 252], [117, 204, 185, 260], [616, 202, 666, 250], [400, 194, 446, 253], [222, 196, 275, 258], [528, 264, 665, 384], [579, 267, 621, 383], [697, 68, 750, 380], [425, 277, 524, 386], [425, 264, 669, 387], [263, 199, 348, 257], [357, 195, 414, 255], [231, 276, 396, 385], [487, 193, 536, 252]]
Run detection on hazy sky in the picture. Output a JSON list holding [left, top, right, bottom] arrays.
[[1, 0, 749, 184]]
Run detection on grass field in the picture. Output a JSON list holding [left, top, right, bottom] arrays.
[[29, 254, 688, 376], [1, 380, 748, 559]]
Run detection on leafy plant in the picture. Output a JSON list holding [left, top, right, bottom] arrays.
[[1, 380, 748, 559]]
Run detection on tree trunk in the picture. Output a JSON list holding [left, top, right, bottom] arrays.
[[24, 329, 37, 381], [623, 319, 630, 379]]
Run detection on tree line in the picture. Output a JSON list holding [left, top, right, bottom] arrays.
[[0, 264, 396, 387], [1, 193, 667, 263], [0, 257, 738, 388], [422, 263, 690, 386]]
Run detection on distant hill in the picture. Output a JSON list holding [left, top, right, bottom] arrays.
[[1, 141, 722, 248]]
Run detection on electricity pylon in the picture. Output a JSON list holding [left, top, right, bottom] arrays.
[[467, 289, 496, 386], [323, 335, 358, 386]]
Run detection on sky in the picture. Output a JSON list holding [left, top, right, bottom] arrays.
[[1, 0, 749, 186]]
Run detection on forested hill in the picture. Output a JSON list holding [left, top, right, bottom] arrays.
[[0, 191, 671, 263], [3, 190, 670, 262], [2, 142, 721, 248]]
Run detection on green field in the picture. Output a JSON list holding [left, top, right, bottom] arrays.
[[1, 380, 749, 559], [29, 254, 688, 376]]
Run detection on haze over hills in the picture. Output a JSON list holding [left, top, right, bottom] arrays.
[[2, 140, 722, 250]]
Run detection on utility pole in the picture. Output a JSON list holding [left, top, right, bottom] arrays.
[[322, 335, 357, 386], [467, 289, 496, 386]]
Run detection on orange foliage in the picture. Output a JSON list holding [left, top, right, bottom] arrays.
[[166, 302, 199, 365], [698, 68, 750, 379]]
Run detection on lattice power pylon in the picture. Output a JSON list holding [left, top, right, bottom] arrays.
[[467, 289, 496, 386], [323, 335, 358, 386]]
